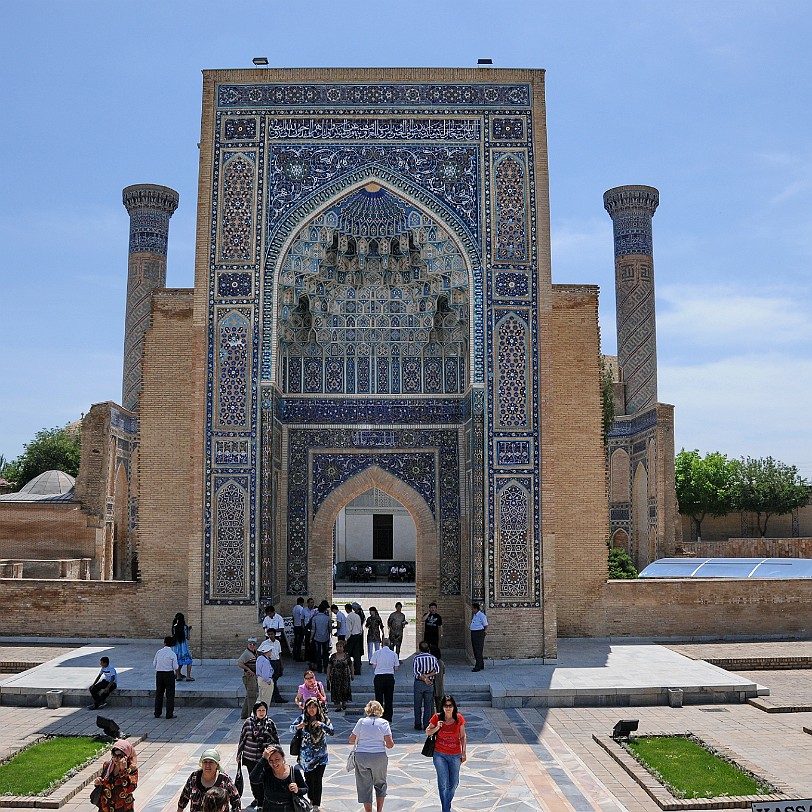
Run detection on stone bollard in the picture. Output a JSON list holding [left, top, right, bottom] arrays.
[[667, 688, 684, 708], [46, 690, 64, 709]]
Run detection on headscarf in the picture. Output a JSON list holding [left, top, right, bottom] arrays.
[[302, 698, 327, 747], [249, 701, 270, 740], [112, 739, 137, 768], [199, 748, 222, 768]]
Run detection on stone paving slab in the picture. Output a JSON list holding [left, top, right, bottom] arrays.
[[0, 639, 762, 709], [3, 697, 812, 812]]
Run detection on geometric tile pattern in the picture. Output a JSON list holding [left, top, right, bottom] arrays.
[[204, 81, 542, 608], [604, 186, 659, 416]]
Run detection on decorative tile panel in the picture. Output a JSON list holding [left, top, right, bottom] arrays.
[[494, 311, 530, 430], [215, 309, 252, 431], [218, 152, 256, 263], [492, 151, 528, 263], [491, 477, 537, 606]]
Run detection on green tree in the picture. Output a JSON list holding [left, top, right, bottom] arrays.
[[608, 546, 638, 579], [732, 456, 810, 537], [4, 426, 82, 491], [600, 357, 616, 445], [674, 449, 737, 541]]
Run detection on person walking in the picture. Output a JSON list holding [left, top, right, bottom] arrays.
[[177, 749, 240, 812], [311, 601, 332, 674], [292, 597, 307, 662], [344, 602, 363, 675], [412, 641, 439, 731], [386, 603, 407, 657], [259, 632, 288, 703], [89, 656, 118, 709], [93, 739, 138, 812], [289, 698, 334, 811], [237, 701, 279, 809], [331, 604, 347, 642], [256, 643, 276, 707], [249, 745, 309, 812], [172, 612, 194, 681], [326, 639, 353, 711], [153, 635, 178, 719], [365, 607, 384, 662], [469, 603, 489, 671], [369, 638, 399, 723], [422, 602, 443, 659], [295, 669, 327, 711], [349, 700, 395, 812], [236, 637, 259, 719], [426, 695, 467, 812]]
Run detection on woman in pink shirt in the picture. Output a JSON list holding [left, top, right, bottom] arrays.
[[295, 669, 327, 711]]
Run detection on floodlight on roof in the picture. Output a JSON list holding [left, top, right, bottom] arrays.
[[253, 57, 269, 66], [477, 58, 493, 65]]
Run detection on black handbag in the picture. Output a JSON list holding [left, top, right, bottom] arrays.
[[234, 762, 244, 797], [290, 766, 314, 812], [290, 727, 303, 756], [90, 785, 104, 807], [421, 733, 437, 757]]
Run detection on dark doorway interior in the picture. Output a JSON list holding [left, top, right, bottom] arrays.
[[372, 514, 394, 559]]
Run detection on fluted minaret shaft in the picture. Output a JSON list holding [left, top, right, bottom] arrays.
[[121, 184, 179, 412], [603, 185, 659, 416]]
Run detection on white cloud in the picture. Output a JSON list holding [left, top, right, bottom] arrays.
[[662, 354, 812, 479]]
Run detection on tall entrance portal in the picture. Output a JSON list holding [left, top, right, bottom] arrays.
[[200, 69, 560, 658]]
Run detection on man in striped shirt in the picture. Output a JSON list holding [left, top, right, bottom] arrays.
[[413, 640, 439, 730]]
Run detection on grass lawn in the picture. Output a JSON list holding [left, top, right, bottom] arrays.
[[626, 735, 773, 799], [0, 736, 108, 796]]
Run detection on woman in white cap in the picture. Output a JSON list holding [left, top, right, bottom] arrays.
[[177, 749, 240, 812]]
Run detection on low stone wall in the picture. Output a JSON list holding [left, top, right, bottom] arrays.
[[604, 578, 812, 638], [0, 579, 140, 637], [681, 537, 812, 558]]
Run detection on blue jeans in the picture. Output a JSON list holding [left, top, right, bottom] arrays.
[[433, 751, 461, 812], [414, 678, 434, 728]]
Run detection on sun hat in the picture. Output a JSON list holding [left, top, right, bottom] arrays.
[[199, 748, 221, 767]]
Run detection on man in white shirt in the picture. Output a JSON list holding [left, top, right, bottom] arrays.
[[470, 602, 489, 672], [369, 637, 399, 722], [292, 597, 306, 661], [255, 641, 276, 706], [331, 604, 347, 641], [344, 602, 364, 675], [260, 630, 288, 703], [153, 636, 179, 719]]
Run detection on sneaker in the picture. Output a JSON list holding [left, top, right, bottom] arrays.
[[97, 702, 108, 709]]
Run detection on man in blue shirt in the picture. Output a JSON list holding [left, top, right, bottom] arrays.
[[469, 603, 489, 672], [89, 656, 117, 709]]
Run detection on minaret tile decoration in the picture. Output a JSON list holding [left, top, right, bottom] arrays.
[[603, 185, 659, 416], [121, 184, 179, 412]]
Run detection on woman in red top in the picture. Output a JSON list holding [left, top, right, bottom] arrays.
[[425, 694, 466, 812]]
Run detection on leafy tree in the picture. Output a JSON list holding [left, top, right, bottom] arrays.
[[3, 426, 81, 491], [732, 456, 810, 537], [608, 546, 638, 579], [600, 357, 617, 445], [674, 449, 737, 541]]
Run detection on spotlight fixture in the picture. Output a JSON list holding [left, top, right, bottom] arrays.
[[477, 58, 493, 65], [253, 57, 269, 66], [96, 715, 123, 742], [611, 719, 639, 740]]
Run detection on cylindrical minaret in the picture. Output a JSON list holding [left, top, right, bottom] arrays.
[[121, 184, 179, 412], [603, 185, 659, 416]]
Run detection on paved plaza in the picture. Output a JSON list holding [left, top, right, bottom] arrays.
[[2, 638, 812, 811]]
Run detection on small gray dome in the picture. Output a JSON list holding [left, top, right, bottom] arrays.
[[19, 470, 76, 495]]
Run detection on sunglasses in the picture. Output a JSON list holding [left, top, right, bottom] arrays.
[[112, 751, 125, 758], [442, 703, 454, 707]]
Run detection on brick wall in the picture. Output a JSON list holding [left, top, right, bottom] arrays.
[[682, 537, 812, 558], [550, 285, 609, 636], [135, 289, 197, 638], [680, 506, 812, 543], [604, 578, 812, 638], [0, 504, 101, 560], [0, 580, 139, 636]]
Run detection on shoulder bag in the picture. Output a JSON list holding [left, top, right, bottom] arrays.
[[290, 726, 303, 756], [346, 721, 361, 772], [421, 732, 437, 757], [90, 759, 114, 807], [234, 759, 244, 797], [290, 766, 314, 812]]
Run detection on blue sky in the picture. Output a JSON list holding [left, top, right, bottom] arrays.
[[1, 1, 811, 477]]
